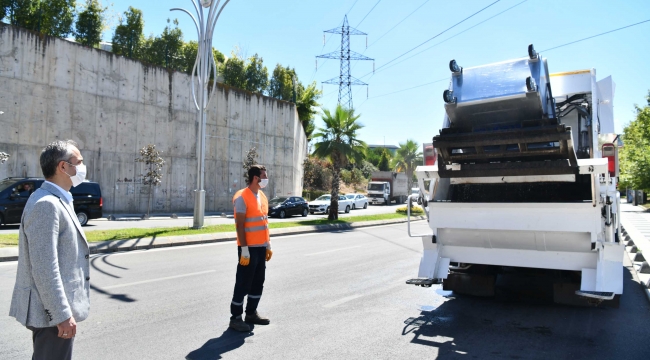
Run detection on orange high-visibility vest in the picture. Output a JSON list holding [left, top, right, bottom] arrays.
[[232, 188, 269, 246]]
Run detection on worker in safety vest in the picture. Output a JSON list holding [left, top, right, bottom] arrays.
[[229, 164, 273, 332]]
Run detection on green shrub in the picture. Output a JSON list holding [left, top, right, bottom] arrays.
[[395, 205, 424, 215], [302, 189, 327, 201]]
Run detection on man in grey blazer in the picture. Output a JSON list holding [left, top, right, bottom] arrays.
[[9, 140, 90, 360]]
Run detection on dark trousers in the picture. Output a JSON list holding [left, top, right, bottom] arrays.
[[230, 246, 266, 319], [26, 326, 74, 360]]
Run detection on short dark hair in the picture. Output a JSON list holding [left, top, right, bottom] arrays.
[[40, 140, 78, 179], [247, 165, 266, 184]]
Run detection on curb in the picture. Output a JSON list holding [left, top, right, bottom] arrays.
[[0, 216, 426, 262], [620, 220, 650, 304]]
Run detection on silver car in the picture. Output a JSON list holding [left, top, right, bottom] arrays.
[[345, 194, 368, 210]]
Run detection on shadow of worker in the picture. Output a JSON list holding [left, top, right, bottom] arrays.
[[186, 329, 253, 360]]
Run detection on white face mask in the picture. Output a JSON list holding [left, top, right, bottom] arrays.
[[65, 162, 87, 187], [259, 178, 269, 188]]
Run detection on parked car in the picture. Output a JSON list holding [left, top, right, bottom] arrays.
[[308, 195, 353, 214], [410, 188, 420, 203], [268, 196, 309, 218], [345, 193, 368, 210], [0, 177, 103, 226]]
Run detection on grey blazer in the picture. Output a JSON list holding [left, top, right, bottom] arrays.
[[9, 182, 90, 328]]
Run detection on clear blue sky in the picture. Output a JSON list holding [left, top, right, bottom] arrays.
[[104, 0, 650, 148]]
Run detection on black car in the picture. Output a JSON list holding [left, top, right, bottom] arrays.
[[0, 177, 103, 226], [268, 196, 309, 218]]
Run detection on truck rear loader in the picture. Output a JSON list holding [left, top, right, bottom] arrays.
[[406, 45, 622, 306]]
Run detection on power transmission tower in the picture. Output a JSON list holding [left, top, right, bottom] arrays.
[[317, 15, 374, 110]]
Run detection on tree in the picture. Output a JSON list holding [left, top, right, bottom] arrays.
[[243, 53, 268, 93], [392, 139, 423, 193], [242, 147, 259, 184], [135, 144, 165, 218], [140, 19, 184, 70], [312, 105, 366, 220], [619, 91, 650, 191], [221, 51, 246, 89], [296, 81, 322, 140], [111, 6, 144, 58], [1, 0, 76, 37], [75, 0, 105, 47], [268, 64, 295, 100], [180, 41, 225, 75], [377, 149, 390, 171]]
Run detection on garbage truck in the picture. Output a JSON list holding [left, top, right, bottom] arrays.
[[406, 45, 622, 306]]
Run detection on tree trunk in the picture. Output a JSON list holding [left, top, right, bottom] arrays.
[[147, 184, 152, 217], [329, 151, 340, 221]]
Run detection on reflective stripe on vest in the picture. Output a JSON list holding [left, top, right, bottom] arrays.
[[233, 188, 269, 246]]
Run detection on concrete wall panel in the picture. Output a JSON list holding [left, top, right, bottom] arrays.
[[0, 24, 306, 213]]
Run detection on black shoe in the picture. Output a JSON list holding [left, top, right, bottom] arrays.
[[229, 316, 251, 332], [245, 312, 270, 325]]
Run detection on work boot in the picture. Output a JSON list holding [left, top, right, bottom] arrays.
[[229, 316, 251, 332], [244, 311, 270, 325]]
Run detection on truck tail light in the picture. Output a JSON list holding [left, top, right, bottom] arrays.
[[602, 143, 618, 178], [100, 197, 103, 207]]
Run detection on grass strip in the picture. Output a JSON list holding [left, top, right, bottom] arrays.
[[0, 213, 409, 247]]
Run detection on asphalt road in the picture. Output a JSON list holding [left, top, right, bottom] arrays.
[[1, 222, 649, 359], [0, 201, 410, 233]]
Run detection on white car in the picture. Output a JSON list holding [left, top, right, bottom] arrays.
[[345, 194, 368, 210], [308, 195, 353, 214]]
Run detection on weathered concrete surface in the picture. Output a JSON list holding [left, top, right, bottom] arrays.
[[0, 24, 307, 213]]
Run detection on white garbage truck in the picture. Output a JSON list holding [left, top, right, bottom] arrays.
[[407, 45, 622, 305]]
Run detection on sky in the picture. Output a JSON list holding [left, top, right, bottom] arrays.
[[103, 0, 650, 148]]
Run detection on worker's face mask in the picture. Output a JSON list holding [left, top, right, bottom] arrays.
[[259, 177, 269, 189]]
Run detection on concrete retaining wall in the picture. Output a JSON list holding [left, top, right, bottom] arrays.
[[0, 24, 306, 213]]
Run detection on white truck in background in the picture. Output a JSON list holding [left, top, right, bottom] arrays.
[[367, 171, 408, 205], [407, 44, 622, 306]]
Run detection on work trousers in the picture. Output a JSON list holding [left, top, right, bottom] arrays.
[[26, 326, 74, 360], [230, 246, 266, 319]]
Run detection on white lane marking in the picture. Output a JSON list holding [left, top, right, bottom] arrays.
[[322, 281, 407, 308], [101, 270, 216, 290], [323, 294, 364, 308], [304, 245, 362, 256]]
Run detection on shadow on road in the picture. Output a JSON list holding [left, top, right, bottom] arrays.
[[185, 329, 252, 360], [401, 266, 647, 359], [89, 284, 136, 303]]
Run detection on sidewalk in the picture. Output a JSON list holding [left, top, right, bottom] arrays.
[[0, 216, 426, 262], [619, 202, 650, 303]]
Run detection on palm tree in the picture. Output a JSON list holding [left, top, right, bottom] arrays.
[[313, 105, 366, 220], [392, 139, 423, 196]]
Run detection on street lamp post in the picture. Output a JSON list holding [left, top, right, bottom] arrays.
[[171, 0, 231, 229]]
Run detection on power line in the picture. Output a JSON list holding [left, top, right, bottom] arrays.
[[540, 19, 650, 52], [346, 0, 360, 15], [365, 0, 501, 77], [368, 0, 431, 48], [372, 0, 528, 76], [356, 0, 382, 27], [369, 78, 448, 99]]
